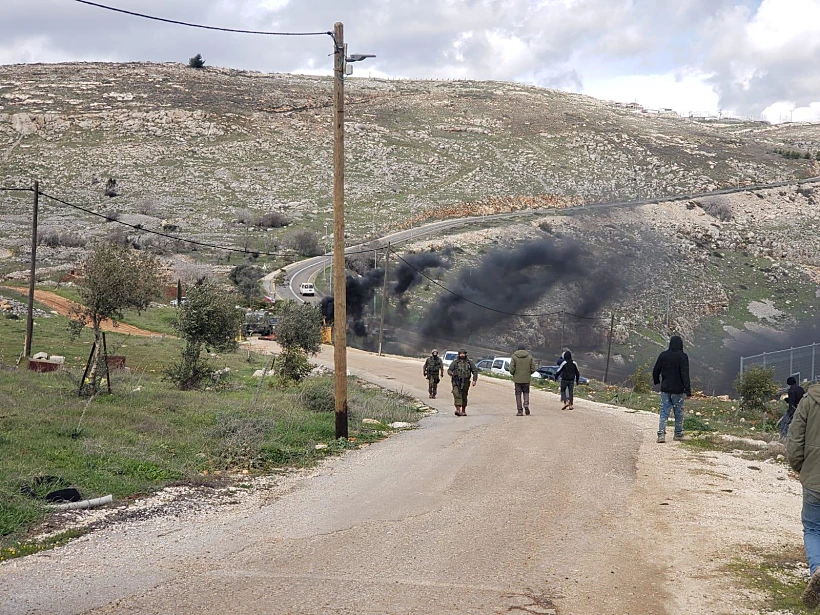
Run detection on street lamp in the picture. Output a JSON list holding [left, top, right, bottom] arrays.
[[332, 22, 375, 439]]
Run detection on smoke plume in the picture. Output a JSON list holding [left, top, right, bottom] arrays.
[[393, 249, 452, 295], [420, 238, 620, 340]]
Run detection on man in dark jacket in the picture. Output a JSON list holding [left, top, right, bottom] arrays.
[[555, 350, 580, 411], [786, 384, 820, 608], [423, 349, 444, 399], [781, 376, 806, 439], [448, 349, 478, 417], [509, 343, 535, 416], [652, 335, 691, 443]]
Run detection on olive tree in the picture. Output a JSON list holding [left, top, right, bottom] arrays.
[[274, 300, 323, 380], [168, 281, 243, 389], [70, 244, 162, 395]]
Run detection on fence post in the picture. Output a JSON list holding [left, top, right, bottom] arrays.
[[790, 348, 794, 378]]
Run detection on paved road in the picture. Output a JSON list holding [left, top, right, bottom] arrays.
[[0, 345, 666, 615]]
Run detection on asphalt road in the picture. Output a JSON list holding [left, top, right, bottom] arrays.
[[0, 345, 666, 615]]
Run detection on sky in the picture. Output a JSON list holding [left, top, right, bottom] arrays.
[[1, 0, 820, 123]]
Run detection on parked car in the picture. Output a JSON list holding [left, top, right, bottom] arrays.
[[299, 282, 315, 296], [491, 357, 542, 379], [536, 364, 589, 384], [475, 359, 494, 371], [442, 350, 459, 368]]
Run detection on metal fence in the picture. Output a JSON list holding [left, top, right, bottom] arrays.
[[740, 342, 820, 385]]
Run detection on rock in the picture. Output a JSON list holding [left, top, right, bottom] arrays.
[[314, 443, 328, 450], [388, 422, 413, 430], [362, 418, 382, 425]]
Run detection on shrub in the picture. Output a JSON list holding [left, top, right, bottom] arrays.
[[734, 366, 778, 412], [299, 377, 334, 412], [38, 230, 87, 248], [135, 199, 160, 217], [188, 53, 205, 69], [700, 197, 732, 221], [273, 348, 313, 382], [631, 362, 653, 394], [255, 212, 290, 229], [283, 229, 322, 257], [102, 209, 120, 222]]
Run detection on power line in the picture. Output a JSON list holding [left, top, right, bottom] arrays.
[[73, 0, 333, 37], [388, 247, 609, 320], [35, 189, 383, 258], [0, 187, 34, 193]]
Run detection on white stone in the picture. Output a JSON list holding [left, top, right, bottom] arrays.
[[388, 422, 413, 430]]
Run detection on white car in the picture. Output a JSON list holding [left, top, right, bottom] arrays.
[[441, 350, 459, 368], [491, 357, 542, 379], [299, 282, 315, 296]]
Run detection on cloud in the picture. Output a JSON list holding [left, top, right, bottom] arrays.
[[0, 0, 818, 123]]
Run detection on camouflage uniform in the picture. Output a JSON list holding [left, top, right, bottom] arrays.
[[448, 350, 478, 416], [423, 352, 444, 399]]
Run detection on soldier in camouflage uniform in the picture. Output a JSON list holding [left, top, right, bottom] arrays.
[[423, 349, 444, 399], [447, 348, 478, 416]]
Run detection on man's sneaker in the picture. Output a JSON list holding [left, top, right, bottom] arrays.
[[803, 568, 820, 608], [657, 435, 666, 443], [524, 407, 530, 415], [516, 410, 524, 416], [673, 434, 684, 441]]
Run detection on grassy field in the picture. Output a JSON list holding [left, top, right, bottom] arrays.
[[0, 304, 426, 558]]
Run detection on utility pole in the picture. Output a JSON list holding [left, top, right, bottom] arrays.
[[332, 21, 348, 439], [604, 312, 615, 383], [558, 310, 565, 355], [378, 243, 390, 356], [24, 181, 39, 358]]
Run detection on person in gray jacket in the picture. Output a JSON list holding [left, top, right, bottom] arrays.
[[509, 343, 535, 416], [787, 384, 820, 608]]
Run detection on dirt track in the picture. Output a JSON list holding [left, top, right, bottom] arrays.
[[1, 287, 161, 337]]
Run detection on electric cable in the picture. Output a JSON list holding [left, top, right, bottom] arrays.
[[73, 0, 333, 37]]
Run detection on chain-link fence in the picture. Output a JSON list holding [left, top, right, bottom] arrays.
[[740, 343, 820, 385]]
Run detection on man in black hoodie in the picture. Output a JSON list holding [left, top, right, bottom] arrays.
[[652, 335, 691, 443]]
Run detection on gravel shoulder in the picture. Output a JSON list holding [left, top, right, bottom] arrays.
[[0, 343, 803, 615]]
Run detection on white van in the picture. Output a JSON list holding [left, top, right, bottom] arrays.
[[299, 282, 315, 296], [441, 350, 459, 368]]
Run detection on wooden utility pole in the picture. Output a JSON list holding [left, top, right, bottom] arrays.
[[378, 243, 390, 356], [604, 312, 615, 383], [332, 21, 348, 439], [24, 181, 39, 357]]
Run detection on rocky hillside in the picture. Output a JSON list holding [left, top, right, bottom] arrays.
[[2, 62, 819, 388], [2, 62, 820, 262]]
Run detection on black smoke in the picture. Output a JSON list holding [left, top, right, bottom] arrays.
[[420, 238, 620, 340], [320, 269, 384, 337], [393, 249, 452, 295]]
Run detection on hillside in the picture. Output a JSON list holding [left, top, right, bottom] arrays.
[[2, 62, 820, 389], [2, 61, 819, 259]]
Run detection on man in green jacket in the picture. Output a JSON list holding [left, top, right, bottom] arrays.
[[509, 343, 535, 416], [423, 349, 444, 399], [787, 384, 820, 608]]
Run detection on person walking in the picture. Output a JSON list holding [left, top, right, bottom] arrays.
[[448, 348, 478, 417], [423, 349, 444, 399], [509, 343, 535, 416], [652, 335, 691, 443], [786, 384, 820, 608], [781, 376, 806, 439], [555, 350, 580, 410]]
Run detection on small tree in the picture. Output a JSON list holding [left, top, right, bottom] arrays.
[[229, 263, 265, 306], [70, 244, 162, 394], [274, 301, 323, 380], [188, 53, 205, 69], [168, 281, 243, 390], [631, 361, 653, 394], [283, 229, 323, 257], [734, 366, 778, 413]]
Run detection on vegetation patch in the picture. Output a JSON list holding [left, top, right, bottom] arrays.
[[726, 547, 812, 614]]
